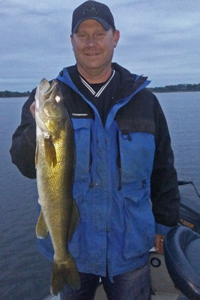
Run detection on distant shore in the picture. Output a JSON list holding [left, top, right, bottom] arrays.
[[0, 83, 200, 97], [0, 91, 30, 98], [149, 83, 200, 93]]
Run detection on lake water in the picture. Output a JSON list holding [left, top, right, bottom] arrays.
[[1, 92, 200, 300]]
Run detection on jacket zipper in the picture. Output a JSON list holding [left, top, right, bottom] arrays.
[[117, 130, 122, 191]]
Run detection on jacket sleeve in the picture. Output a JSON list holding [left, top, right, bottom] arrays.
[[150, 96, 180, 227], [10, 89, 37, 179]]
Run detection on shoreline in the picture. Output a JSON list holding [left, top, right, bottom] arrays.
[[1, 89, 200, 98]]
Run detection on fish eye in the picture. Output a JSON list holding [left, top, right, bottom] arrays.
[[55, 96, 61, 103]]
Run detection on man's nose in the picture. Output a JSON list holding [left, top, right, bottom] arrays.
[[86, 36, 97, 46]]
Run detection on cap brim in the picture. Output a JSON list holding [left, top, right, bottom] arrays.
[[72, 17, 111, 33]]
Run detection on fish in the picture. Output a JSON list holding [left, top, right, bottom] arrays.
[[35, 78, 80, 295]]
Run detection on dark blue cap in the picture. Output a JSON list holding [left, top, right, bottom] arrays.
[[72, 1, 115, 33]]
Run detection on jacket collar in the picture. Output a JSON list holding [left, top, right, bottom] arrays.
[[56, 63, 150, 101]]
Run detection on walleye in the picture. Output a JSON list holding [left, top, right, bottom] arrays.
[[35, 78, 80, 295]]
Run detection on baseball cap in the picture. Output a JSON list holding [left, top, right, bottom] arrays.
[[71, 1, 116, 33]]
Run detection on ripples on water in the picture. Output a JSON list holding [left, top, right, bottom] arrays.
[[0, 93, 200, 300], [0, 98, 51, 300], [158, 92, 200, 191]]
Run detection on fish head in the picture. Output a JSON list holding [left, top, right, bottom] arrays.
[[35, 79, 65, 119], [35, 79, 67, 137]]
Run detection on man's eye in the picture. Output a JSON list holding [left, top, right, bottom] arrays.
[[97, 32, 105, 37], [77, 33, 86, 38], [94, 33, 105, 39]]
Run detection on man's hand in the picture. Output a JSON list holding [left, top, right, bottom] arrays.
[[155, 234, 164, 254], [30, 101, 36, 119]]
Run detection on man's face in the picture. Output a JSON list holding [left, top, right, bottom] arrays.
[[71, 19, 119, 77]]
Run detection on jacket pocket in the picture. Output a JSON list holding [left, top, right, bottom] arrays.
[[69, 187, 90, 260], [122, 181, 155, 259], [118, 125, 155, 183], [72, 119, 92, 181]]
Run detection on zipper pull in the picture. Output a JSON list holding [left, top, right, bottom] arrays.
[[122, 130, 132, 141]]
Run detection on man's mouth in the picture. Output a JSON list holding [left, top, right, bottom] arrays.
[[85, 53, 100, 56]]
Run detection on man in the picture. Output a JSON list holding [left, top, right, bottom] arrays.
[[10, 1, 180, 299]]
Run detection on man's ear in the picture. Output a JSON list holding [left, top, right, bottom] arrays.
[[113, 30, 120, 48]]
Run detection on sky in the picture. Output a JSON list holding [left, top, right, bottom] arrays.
[[1, 0, 200, 92]]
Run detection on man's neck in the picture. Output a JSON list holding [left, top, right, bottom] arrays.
[[77, 65, 113, 84]]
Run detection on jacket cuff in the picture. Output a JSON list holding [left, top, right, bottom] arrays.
[[155, 222, 171, 237]]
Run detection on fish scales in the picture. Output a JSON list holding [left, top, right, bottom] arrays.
[[35, 78, 80, 295]]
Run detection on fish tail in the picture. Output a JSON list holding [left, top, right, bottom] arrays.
[[50, 254, 81, 295]]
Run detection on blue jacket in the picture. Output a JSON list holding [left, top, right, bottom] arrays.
[[10, 64, 180, 279]]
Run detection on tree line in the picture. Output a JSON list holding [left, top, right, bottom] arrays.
[[0, 91, 31, 98], [149, 83, 200, 93]]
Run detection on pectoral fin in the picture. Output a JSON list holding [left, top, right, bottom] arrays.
[[35, 142, 39, 166], [36, 209, 49, 239], [44, 138, 57, 167]]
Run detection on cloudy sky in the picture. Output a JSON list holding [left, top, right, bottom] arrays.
[[1, 0, 199, 92]]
